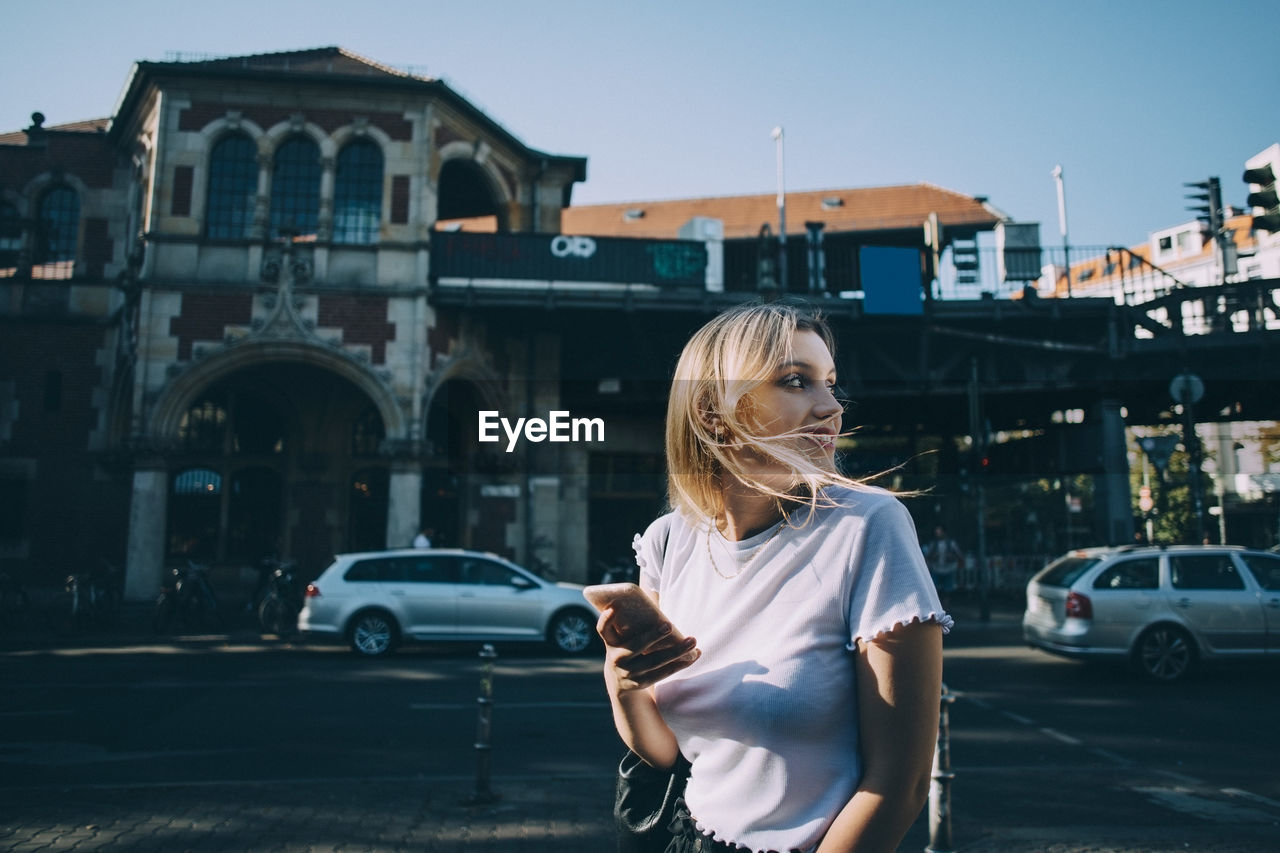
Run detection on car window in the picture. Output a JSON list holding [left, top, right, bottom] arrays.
[[1093, 558, 1159, 590], [344, 559, 385, 582], [1240, 553, 1280, 591], [1169, 554, 1244, 590], [386, 556, 455, 584], [1035, 556, 1102, 588], [459, 558, 521, 586]]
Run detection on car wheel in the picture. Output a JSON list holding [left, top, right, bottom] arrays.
[[549, 609, 596, 655], [1134, 624, 1195, 681], [349, 610, 398, 657]]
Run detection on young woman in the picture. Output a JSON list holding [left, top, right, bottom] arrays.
[[597, 301, 951, 853]]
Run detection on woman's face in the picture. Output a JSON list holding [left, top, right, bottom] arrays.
[[735, 329, 843, 471]]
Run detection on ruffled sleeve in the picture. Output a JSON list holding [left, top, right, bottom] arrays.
[[847, 499, 953, 646]]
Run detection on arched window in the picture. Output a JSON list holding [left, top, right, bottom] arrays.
[[173, 468, 223, 495], [0, 201, 21, 277], [334, 139, 383, 245], [269, 135, 321, 240], [178, 399, 229, 453], [36, 186, 79, 266], [169, 467, 222, 559], [206, 133, 258, 240]]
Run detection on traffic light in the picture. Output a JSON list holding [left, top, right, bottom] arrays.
[[1243, 144, 1280, 234], [1184, 177, 1222, 234]]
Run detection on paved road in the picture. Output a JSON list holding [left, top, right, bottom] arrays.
[[1, 601, 1278, 851], [938, 607, 1280, 850]]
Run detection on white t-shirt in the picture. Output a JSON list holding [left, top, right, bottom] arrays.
[[633, 486, 951, 853]]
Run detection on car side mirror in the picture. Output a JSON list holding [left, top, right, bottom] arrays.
[[510, 575, 537, 591]]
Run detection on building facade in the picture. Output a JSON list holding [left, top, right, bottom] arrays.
[[1, 48, 593, 599]]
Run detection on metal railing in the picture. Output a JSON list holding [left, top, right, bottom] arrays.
[[935, 242, 1279, 312], [934, 244, 1196, 304]]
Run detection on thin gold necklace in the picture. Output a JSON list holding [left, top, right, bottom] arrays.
[[706, 519, 785, 580]]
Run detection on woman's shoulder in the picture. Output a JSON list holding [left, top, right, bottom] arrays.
[[632, 511, 690, 562], [818, 483, 907, 519], [638, 510, 683, 543]]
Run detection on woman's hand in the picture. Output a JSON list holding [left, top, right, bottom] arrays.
[[598, 607, 698, 770], [598, 608, 700, 693]]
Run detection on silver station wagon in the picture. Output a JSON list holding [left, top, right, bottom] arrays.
[[1023, 545, 1280, 680], [299, 549, 596, 657]]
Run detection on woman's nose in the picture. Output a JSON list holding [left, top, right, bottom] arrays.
[[814, 388, 843, 418]]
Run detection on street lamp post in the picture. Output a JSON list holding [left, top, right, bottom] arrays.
[[1052, 165, 1072, 297], [772, 126, 787, 292]]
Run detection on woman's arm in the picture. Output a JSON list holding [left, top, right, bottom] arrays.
[[816, 619, 943, 853], [598, 603, 700, 769]]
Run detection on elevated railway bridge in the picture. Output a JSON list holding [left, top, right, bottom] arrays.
[[429, 230, 1280, 556]]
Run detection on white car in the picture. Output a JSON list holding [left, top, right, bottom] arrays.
[[1023, 544, 1280, 681], [298, 548, 596, 657]]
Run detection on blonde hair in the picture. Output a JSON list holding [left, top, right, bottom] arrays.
[[665, 301, 870, 524]]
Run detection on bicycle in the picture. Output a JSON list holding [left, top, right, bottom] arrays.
[[255, 557, 301, 636], [152, 559, 222, 634], [48, 560, 121, 635]]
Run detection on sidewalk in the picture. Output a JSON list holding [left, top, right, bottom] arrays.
[[2, 771, 1274, 852], [0, 775, 618, 853], [0, 598, 284, 652]]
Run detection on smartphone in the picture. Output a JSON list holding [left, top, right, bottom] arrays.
[[582, 582, 686, 643]]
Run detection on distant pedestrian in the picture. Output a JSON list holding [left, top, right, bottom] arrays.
[[923, 525, 964, 609], [412, 526, 433, 549]]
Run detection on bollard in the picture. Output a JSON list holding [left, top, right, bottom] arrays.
[[926, 683, 956, 853], [466, 643, 500, 805]]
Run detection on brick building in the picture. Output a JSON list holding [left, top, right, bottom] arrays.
[[2, 47, 1012, 600], [1, 48, 594, 599]]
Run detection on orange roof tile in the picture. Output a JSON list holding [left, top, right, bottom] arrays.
[[561, 182, 1003, 239], [0, 117, 110, 144]]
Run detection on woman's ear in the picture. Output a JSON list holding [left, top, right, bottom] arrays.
[[698, 413, 728, 444]]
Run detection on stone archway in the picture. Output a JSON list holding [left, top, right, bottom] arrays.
[[150, 340, 405, 441], [164, 361, 385, 581], [437, 156, 509, 231], [123, 343, 406, 599]]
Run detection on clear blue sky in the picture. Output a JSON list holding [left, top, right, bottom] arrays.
[[3, 0, 1275, 248]]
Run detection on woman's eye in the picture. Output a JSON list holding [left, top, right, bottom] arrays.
[[782, 374, 805, 388]]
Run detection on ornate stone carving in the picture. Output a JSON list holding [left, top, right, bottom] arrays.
[[254, 239, 316, 342]]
